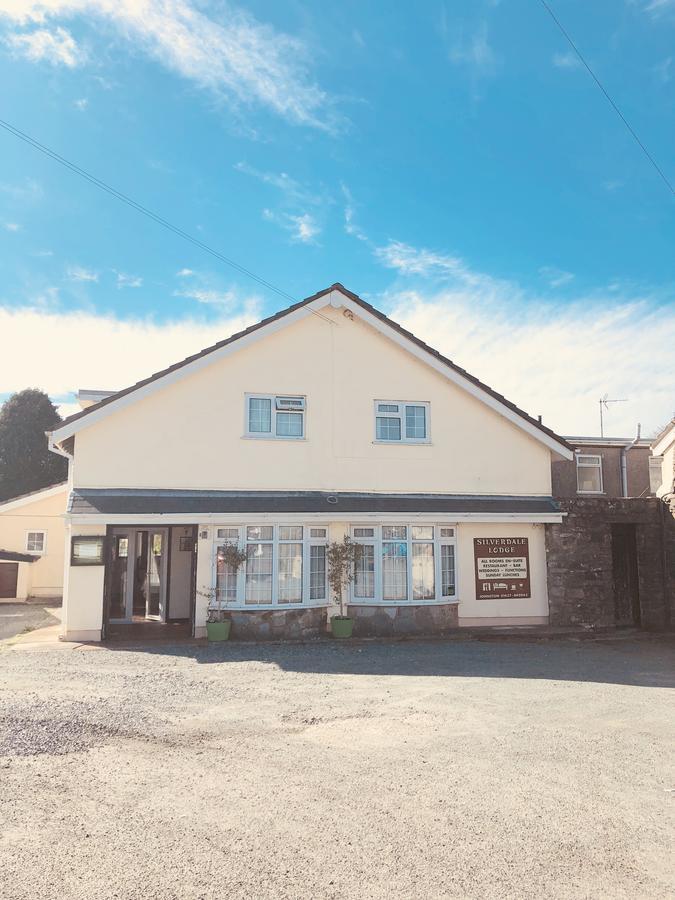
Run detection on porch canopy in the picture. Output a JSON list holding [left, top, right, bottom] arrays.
[[67, 489, 562, 523]]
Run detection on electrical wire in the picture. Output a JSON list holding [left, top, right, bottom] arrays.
[[538, 0, 674, 196], [0, 117, 336, 322]]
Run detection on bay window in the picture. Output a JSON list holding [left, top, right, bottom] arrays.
[[351, 524, 456, 604], [212, 524, 327, 608]]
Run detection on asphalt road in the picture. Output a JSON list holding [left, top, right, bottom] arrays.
[[1, 635, 673, 899], [0, 602, 59, 641]]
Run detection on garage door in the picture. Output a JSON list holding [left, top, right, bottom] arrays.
[[0, 562, 18, 598]]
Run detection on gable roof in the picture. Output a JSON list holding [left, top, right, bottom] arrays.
[[651, 418, 675, 456], [0, 482, 68, 513], [50, 283, 572, 457]]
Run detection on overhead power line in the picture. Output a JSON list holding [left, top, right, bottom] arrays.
[[538, 0, 674, 197], [0, 117, 335, 322]]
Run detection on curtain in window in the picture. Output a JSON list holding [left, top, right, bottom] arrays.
[[278, 543, 303, 603], [354, 544, 375, 598], [245, 542, 273, 604], [382, 541, 407, 600], [412, 542, 435, 600], [309, 545, 327, 600]]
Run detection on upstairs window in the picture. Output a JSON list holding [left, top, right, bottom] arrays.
[[246, 394, 305, 440], [26, 531, 46, 554], [576, 454, 603, 493], [374, 401, 429, 443]]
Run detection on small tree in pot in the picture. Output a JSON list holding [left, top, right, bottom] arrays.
[[199, 542, 248, 641], [327, 535, 363, 639]]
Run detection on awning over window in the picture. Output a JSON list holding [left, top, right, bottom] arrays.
[[68, 489, 561, 517]]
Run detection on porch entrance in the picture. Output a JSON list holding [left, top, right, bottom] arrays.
[[108, 527, 169, 624]]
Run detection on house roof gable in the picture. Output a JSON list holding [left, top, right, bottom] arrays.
[[50, 283, 572, 457]]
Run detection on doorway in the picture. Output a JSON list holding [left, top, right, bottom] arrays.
[[611, 524, 641, 626], [109, 527, 168, 623]]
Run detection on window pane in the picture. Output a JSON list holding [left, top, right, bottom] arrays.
[[309, 544, 327, 600], [382, 526, 407, 540], [440, 527, 454, 538], [276, 411, 303, 437], [405, 405, 426, 439], [26, 532, 44, 552], [247, 525, 273, 541], [217, 527, 239, 540], [245, 543, 273, 604], [412, 543, 435, 600], [354, 544, 375, 598], [216, 546, 238, 604], [577, 467, 602, 492], [279, 525, 303, 541], [353, 527, 375, 538], [412, 526, 433, 540], [377, 403, 399, 413], [577, 455, 600, 466], [376, 416, 401, 441], [310, 527, 327, 538], [382, 541, 407, 600], [441, 544, 455, 597], [248, 397, 272, 433], [278, 543, 302, 604]]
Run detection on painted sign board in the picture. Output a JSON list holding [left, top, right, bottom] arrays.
[[474, 537, 531, 600]]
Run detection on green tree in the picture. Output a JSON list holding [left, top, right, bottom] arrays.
[[0, 389, 68, 501]]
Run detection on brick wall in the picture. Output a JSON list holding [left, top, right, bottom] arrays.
[[545, 498, 674, 630]]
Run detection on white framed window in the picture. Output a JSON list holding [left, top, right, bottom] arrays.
[[245, 394, 305, 440], [374, 401, 430, 443], [212, 524, 327, 609], [351, 524, 456, 604], [649, 457, 663, 494], [576, 454, 603, 493], [26, 531, 46, 554]]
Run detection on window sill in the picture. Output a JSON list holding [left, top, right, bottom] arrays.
[[372, 440, 432, 446], [208, 602, 327, 612], [349, 598, 458, 607], [242, 434, 306, 442]]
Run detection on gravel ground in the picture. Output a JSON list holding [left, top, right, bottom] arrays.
[[0, 603, 59, 641], [0, 636, 673, 899]]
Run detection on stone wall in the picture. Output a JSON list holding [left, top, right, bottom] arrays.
[[227, 607, 326, 640], [545, 498, 674, 630], [347, 603, 459, 637]]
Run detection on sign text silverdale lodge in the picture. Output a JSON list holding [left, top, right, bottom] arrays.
[[473, 537, 531, 600]]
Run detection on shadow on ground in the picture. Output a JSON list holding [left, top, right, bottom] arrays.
[[102, 634, 675, 689]]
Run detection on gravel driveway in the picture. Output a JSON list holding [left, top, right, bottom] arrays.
[[1, 636, 673, 899]]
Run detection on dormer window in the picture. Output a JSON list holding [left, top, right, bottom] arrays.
[[246, 394, 305, 439], [374, 401, 430, 443]]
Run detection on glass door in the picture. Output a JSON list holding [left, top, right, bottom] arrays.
[[108, 527, 168, 623], [146, 531, 167, 620], [109, 530, 134, 622]]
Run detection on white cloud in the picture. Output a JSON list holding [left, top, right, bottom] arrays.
[[234, 162, 323, 206], [448, 22, 497, 75], [383, 286, 674, 437], [116, 271, 142, 288], [176, 268, 195, 277], [74, 96, 89, 109], [5, 26, 85, 67], [67, 265, 98, 282], [0, 304, 258, 399], [3, 222, 21, 231], [552, 51, 581, 70], [0, 0, 337, 129], [643, 0, 675, 15], [539, 266, 574, 288], [341, 184, 369, 243], [262, 208, 320, 243], [0, 177, 42, 203], [174, 287, 253, 309]]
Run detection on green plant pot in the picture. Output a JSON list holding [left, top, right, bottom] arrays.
[[331, 616, 354, 639], [206, 620, 231, 642]]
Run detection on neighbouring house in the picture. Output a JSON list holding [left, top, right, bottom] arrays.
[[651, 419, 675, 500], [49, 283, 580, 642], [552, 434, 656, 499], [0, 482, 68, 600]]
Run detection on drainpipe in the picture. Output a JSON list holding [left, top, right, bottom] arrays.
[[621, 423, 641, 498]]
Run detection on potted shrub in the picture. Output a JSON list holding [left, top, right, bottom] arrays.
[[327, 535, 363, 639], [200, 541, 248, 641]]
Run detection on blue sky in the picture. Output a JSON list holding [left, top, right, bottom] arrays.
[[0, 0, 673, 436]]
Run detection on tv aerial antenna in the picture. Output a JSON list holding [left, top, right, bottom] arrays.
[[599, 394, 628, 437]]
